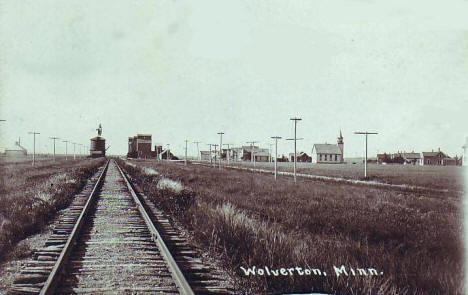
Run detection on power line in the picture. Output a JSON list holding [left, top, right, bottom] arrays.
[[286, 117, 302, 183], [271, 136, 282, 180], [62, 140, 69, 160], [246, 141, 258, 168], [184, 139, 189, 166], [354, 131, 378, 178], [28, 131, 40, 166], [217, 132, 224, 170], [49, 137, 60, 161]]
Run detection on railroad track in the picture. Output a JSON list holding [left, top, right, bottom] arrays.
[[9, 159, 233, 295]]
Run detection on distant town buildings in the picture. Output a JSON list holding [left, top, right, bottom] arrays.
[[377, 149, 462, 166], [312, 131, 344, 164], [289, 152, 312, 162], [127, 134, 169, 159]]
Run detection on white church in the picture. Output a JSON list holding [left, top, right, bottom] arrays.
[[312, 131, 344, 164]]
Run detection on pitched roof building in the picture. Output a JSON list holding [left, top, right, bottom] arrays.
[[312, 131, 344, 164]]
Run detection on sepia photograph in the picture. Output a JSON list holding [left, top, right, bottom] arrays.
[[0, 1, 467, 294]]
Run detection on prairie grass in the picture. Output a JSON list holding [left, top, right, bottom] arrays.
[[0, 158, 105, 261], [229, 161, 464, 192], [118, 159, 463, 295]]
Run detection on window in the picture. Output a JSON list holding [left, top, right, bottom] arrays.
[[325, 155, 328, 161], [319, 154, 322, 161], [335, 155, 338, 161]]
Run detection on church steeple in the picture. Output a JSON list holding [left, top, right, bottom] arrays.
[[338, 130, 343, 144], [337, 130, 344, 163]]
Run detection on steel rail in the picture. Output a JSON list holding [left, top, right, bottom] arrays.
[[116, 161, 195, 295], [39, 159, 110, 295]]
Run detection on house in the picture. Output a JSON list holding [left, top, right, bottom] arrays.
[[400, 152, 421, 165], [312, 131, 344, 164], [421, 149, 452, 166], [289, 152, 312, 162], [231, 146, 270, 162], [377, 151, 421, 165]]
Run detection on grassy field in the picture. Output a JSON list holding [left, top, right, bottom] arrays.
[[119, 158, 464, 295], [0, 157, 105, 261], [218, 161, 464, 192]]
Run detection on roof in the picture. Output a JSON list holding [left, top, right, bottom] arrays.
[[313, 144, 342, 154], [401, 152, 421, 159], [91, 136, 105, 140], [422, 151, 446, 158]]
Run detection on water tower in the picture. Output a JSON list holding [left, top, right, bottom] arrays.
[[90, 124, 106, 158]]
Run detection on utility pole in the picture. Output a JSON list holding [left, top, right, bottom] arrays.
[[217, 132, 224, 169], [63, 140, 69, 160], [462, 137, 467, 167], [184, 139, 189, 166], [72, 142, 77, 160], [223, 143, 233, 165], [354, 131, 378, 179], [49, 137, 59, 161], [28, 131, 40, 166], [207, 144, 213, 164], [246, 141, 258, 168], [212, 144, 219, 168], [193, 141, 201, 161], [271, 136, 282, 180], [287, 117, 303, 183]]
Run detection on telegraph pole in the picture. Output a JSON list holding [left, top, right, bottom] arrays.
[[246, 141, 258, 168], [217, 132, 224, 169], [72, 142, 77, 160], [212, 144, 219, 168], [354, 131, 378, 178], [49, 137, 59, 161], [271, 136, 282, 180], [28, 131, 40, 166], [207, 144, 213, 164], [462, 137, 467, 166], [287, 117, 302, 182], [193, 141, 201, 161], [63, 140, 69, 160], [184, 139, 189, 166]]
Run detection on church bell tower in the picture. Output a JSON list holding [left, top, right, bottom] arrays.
[[337, 130, 344, 163]]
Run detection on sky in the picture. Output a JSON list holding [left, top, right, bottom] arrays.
[[1, 0, 467, 158]]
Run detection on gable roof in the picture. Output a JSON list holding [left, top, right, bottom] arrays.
[[401, 152, 421, 159], [422, 151, 447, 158], [313, 144, 342, 154]]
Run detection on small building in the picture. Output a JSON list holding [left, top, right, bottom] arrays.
[[231, 146, 270, 162], [289, 152, 312, 162], [4, 138, 27, 157], [200, 151, 212, 161], [421, 149, 452, 166], [159, 149, 178, 160], [400, 152, 421, 165], [312, 131, 344, 164]]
